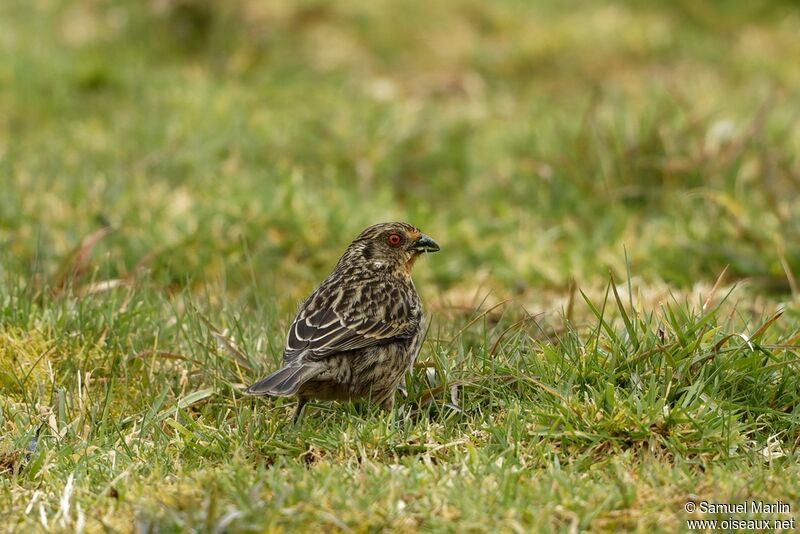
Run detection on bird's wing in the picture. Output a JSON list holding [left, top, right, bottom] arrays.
[[283, 280, 419, 362]]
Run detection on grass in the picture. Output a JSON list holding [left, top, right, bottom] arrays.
[[2, 0, 800, 531]]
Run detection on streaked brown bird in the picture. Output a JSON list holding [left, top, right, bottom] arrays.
[[245, 222, 440, 422]]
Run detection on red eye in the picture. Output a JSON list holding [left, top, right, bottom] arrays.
[[387, 233, 402, 246]]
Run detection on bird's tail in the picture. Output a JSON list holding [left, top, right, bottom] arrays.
[[245, 365, 318, 397]]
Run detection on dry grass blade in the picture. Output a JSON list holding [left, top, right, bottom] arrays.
[[448, 298, 511, 345], [712, 334, 738, 354], [776, 246, 798, 297], [128, 350, 201, 366], [77, 278, 132, 296], [488, 314, 539, 359], [131, 244, 169, 276], [784, 332, 800, 346], [195, 312, 253, 371], [750, 310, 784, 343], [566, 277, 577, 323], [702, 265, 729, 312], [52, 226, 115, 295]]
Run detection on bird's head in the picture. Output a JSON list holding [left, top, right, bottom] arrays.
[[340, 222, 440, 275]]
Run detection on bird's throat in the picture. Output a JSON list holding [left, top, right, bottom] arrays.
[[403, 253, 420, 274]]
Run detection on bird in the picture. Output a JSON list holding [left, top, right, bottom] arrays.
[[245, 222, 440, 422]]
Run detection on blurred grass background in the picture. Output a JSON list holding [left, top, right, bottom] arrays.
[[3, 0, 800, 302], [2, 0, 800, 531]]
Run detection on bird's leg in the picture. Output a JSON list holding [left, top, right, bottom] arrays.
[[380, 395, 395, 412], [292, 397, 308, 424], [380, 394, 403, 428]]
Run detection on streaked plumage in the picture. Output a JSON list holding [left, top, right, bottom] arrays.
[[245, 222, 440, 421]]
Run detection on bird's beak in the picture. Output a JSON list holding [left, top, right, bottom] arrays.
[[413, 234, 440, 253]]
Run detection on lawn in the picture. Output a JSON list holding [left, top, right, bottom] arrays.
[[1, 0, 799, 531]]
